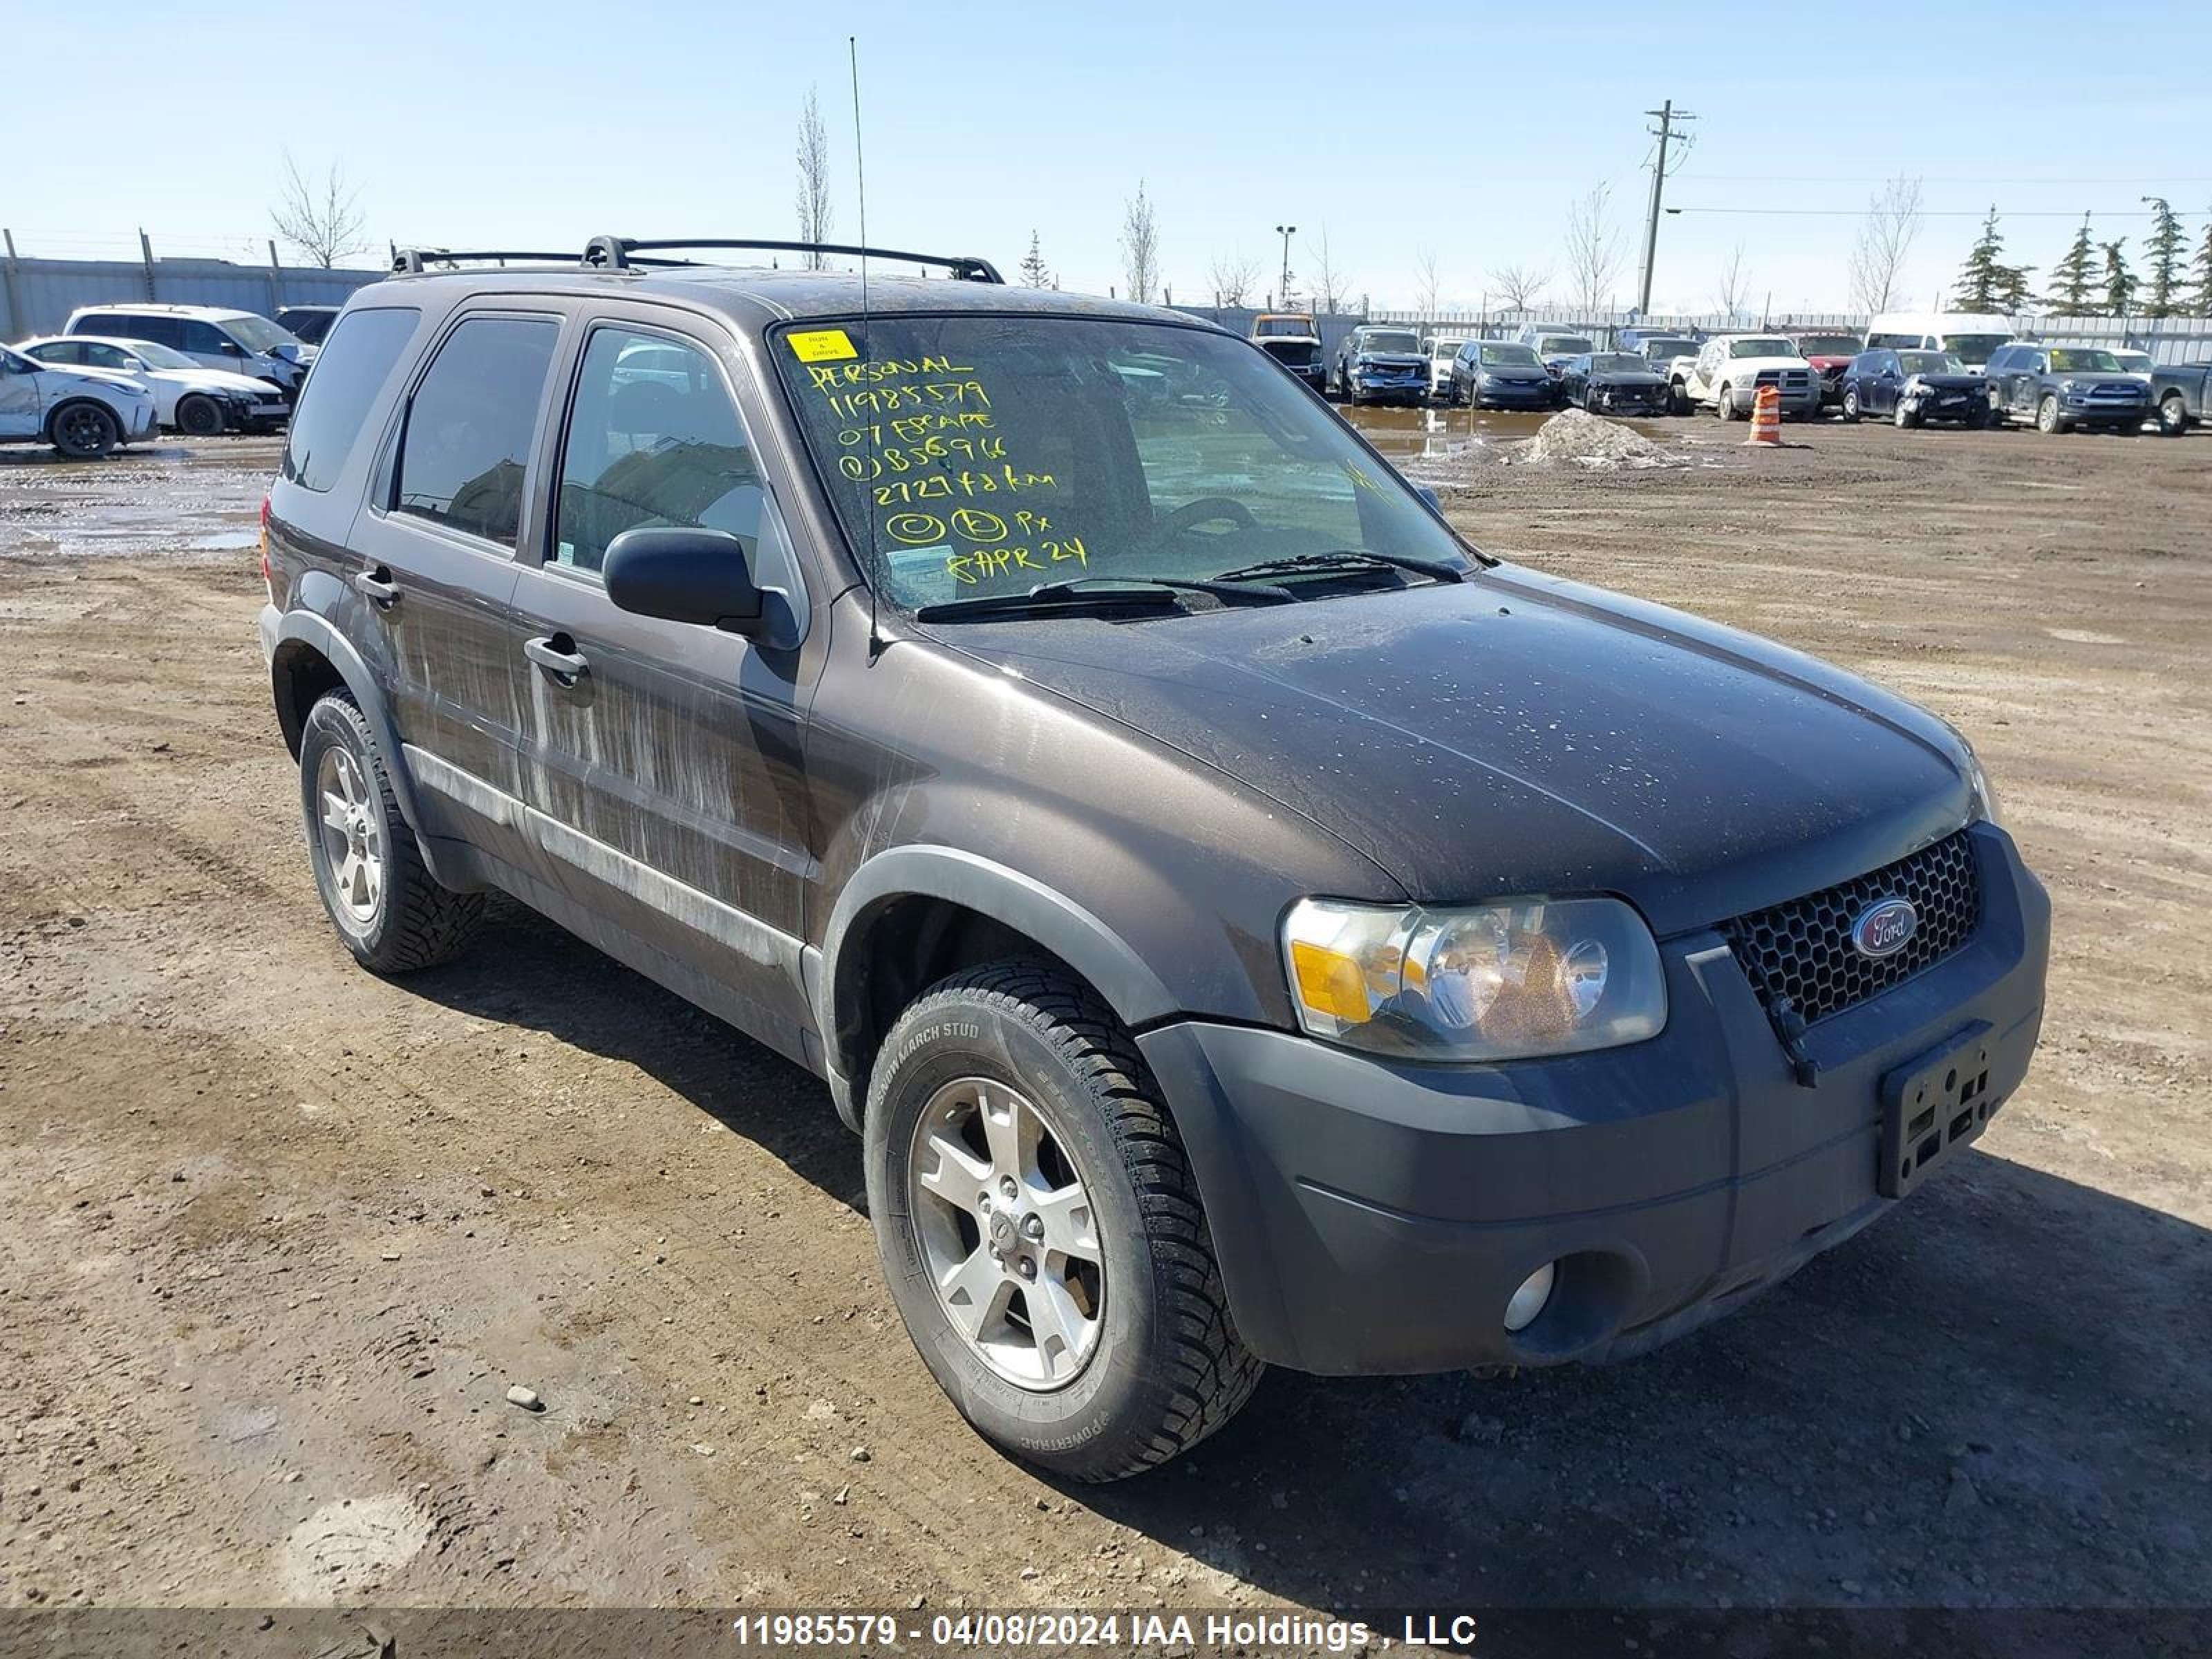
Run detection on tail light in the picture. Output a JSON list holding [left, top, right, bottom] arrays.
[[259, 494, 274, 601]]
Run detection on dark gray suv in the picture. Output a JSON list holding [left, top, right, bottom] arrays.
[[259, 237, 2051, 1481]]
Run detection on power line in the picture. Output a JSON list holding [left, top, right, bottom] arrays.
[[1668, 206, 2165, 218], [1683, 174, 2212, 186]]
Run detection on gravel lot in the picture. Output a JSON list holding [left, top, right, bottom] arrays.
[[1, 417, 2206, 1639]]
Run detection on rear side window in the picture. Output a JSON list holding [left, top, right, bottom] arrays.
[[393, 315, 559, 547], [282, 308, 420, 494]]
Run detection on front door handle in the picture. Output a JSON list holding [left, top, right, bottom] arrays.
[[524, 634, 590, 682], [352, 566, 400, 606]]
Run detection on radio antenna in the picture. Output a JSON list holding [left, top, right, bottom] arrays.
[[849, 35, 883, 657]]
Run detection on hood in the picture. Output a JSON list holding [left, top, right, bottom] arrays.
[[1904, 373, 1986, 393], [930, 566, 1971, 932], [158, 367, 276, 395], [1353, 351, 1428, 368], [1589, 370, 1667, 390], [1717, 356, 1812, 377]]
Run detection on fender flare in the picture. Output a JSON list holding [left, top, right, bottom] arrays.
[[815, 844, 1183, 1091], [268, 608, 431, 841]]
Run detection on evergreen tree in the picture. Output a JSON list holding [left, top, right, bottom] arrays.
[[1953, 207, 2034, 312], [2191, 213, 2212, 319], [2043, 214, 2097, 315], [2141, 197, 2185, 317], [2100, 239, 2137, 315], [1018, 230, 1050, 288]]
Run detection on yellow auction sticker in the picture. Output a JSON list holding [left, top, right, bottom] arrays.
[[787, 328, 859, 363]]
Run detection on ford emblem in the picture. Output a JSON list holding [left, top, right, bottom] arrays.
[[1851, 898, 1920, 959]]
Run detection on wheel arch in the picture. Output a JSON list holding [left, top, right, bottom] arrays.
[[814, 846, 1182, 1132], [268, 611, 433, 844], [41, 395, 119, 446]]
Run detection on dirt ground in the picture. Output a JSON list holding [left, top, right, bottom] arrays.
[[1, 413, 2207, 1635]]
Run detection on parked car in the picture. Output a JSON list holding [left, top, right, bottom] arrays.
[[1864, 312, 2018, 374], [1683, 335, 1821, 420], [2110, 348, 2154, 379], [1633, 339, 1707, 413], [2148, 361, 2212, 434], [1516, 326, 1597, 385], [261, 241, 2047, 1483], [19, 335, 289, 434], [1782, 330, 1866, 407], [1839, 348, 1991, 428], [1617, 326, 1705, 358], [1558, 351, 1669, 417], [64, 303, 319, 398], [1982, 343, 2153, 434], [1447, 340, 1561, 409], [0, 341, 159, 458], [275, 305, 341, 346], [1332, 325, 1430, 406], [1249, 312, 1325, 395], [1425, 335, 1468, 400]]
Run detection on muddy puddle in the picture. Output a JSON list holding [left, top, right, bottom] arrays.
[[0, 435, 281, 561]]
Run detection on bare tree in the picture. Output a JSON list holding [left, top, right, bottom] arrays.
[[270, 153, 366, 270], [1121, 181, 1161, 304], [1713, 242, 1753, 317], [1847, 174, 1924, 315], [1208, 251, 1259, 308], [1562, 183, 1624, 315], [1306, 226, 1351, 313], [795, 87, 833, 268], [1414, 246, 1443, 319], [1487, 262, 1550, 311]]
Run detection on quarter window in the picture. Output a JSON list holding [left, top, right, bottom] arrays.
[[393, 315, 559, 547], [552, 326, 796, 589], [283, 307, 420, 494]]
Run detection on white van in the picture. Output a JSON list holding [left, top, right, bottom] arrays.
[[63, 303, 318, 399], [1863, 312, 2018, 373]]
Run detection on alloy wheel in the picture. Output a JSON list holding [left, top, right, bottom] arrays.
[[907, 1076, 1105, 1391], [316, 744, 385, 926]]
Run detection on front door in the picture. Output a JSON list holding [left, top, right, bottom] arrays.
[[0, 351, 41, 438], [506, 317, 818, 1058]]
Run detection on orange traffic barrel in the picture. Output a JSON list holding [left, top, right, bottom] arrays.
[[1745, 384, 1783, 447]]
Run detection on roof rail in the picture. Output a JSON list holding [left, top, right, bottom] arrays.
[[583, 236, 1004, 284], [391, 248, 583, 274]]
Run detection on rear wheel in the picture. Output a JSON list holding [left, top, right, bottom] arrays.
[[1841, 385, 1861, 422], [2036, 394, 2064, 435], [176, 394, 225, 437], [298, 690, 485, 973], [865, 959, 1262, 1481], [2159, 393, 2190, 435], [49, 402, 119, 460]]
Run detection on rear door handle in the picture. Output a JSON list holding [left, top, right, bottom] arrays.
[[524, 634, 589, 682], [352, 566, 400, 606]]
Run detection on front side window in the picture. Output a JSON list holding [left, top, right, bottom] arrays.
[[552, 326, 796, 590], [223, 315, 296, 353], [772, 315, 1470, 612], [284, 307, 420, 494], [393, 315, 557, 544], [180, 320, 236, 356]]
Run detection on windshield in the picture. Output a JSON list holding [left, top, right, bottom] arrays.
[[1253, 317, 1314, 337], [1793, 335, 1862, 356], [2113, 352, 2152, 371], [1727, 338, 1796, 359], [1478, 344, 1542, 367], [1588, 354, 1646, 374], [1536, 335, 1593, 355], [2050, 348, 2122, 373], [120, 339, 197, 369], [1897, 351, 1963, 375], [1944, 333, 2011, 366], [773, 315, 1471, 614], [222, 314, 299, 353], [1642, 339, 1698, 360], [1429, 337, 1466, 360], [1358, 331, 1421, 354]]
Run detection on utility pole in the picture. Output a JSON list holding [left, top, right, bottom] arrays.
[[1275, 224, 1297, 308], [1636, 100, 1696, 314]]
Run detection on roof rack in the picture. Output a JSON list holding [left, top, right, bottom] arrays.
[[583, 236, 1004, 284], [391, 248, 582, 274]]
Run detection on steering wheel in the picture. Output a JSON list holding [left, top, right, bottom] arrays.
[[1151, 496, 1259, 541]]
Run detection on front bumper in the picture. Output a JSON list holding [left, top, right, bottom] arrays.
[[1139, 822, 2049, 1376], [124, 402, 158, 442]]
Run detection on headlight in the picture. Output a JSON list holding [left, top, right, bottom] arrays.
[[2059, 378, 2077, 393], [1283, 896, 1667, 1061], [1944, 722, 2000, 825]]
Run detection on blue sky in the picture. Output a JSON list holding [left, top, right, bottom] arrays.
[[11, 0, 2211, 313]]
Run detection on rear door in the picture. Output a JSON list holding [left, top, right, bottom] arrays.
[[504, 309, 821, 1055], [344, 306, 563, 868]]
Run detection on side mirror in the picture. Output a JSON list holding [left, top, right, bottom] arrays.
[[603, 525, 771, 636]]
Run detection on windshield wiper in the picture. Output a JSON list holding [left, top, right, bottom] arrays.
[[911, 574, 1292, 623], [1209, 550, 1469, 585]]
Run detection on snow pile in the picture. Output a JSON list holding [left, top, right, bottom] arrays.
[[1512, 408, 1685, 471]]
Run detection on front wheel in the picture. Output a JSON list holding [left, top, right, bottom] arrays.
[[1718, 385, 1739, 420], [298, 691, 485, 973], [865, 960, 1263, 1482], [176, 394, 225, 437], [2036, 394, 2064, 435], [1895, 402, 1921, 429]]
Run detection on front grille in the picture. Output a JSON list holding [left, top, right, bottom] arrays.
[[1722, 830, 1981, 1026]]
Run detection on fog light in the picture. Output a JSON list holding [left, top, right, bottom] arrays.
[[1503, 1262, 1556, 1333]]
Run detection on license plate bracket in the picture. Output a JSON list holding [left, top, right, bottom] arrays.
[[1879, 1022, 1996, 1199]]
